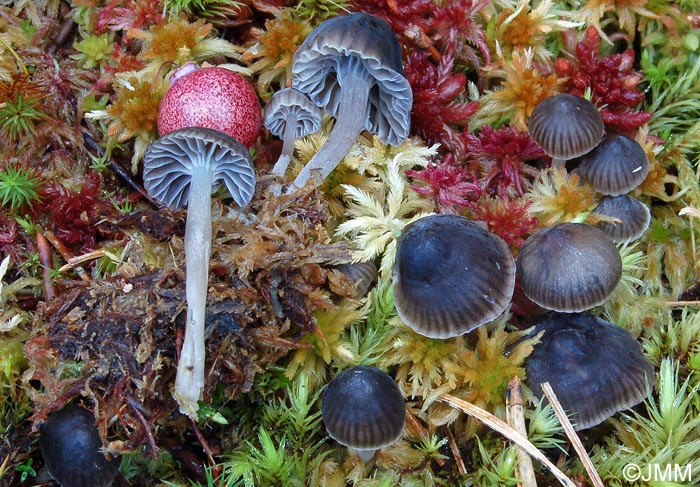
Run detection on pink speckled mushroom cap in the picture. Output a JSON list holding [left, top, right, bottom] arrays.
[[158, 66, 262, 148]]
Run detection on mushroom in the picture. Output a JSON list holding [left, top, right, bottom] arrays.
[[39, 404, 122, 487], [524, 312, 655, 430], [143, 127, 256, 418], [322, 365, 405, 461], [528, 93, 604, 169], [516, 223, 621, 312], [158, 63, 262, 148], [393, 214, 515, 338], [290, 12, 412, 188], [332, 260, 378, 298], [577, 133, 650, 196], [263, 87, 322, 176], [594, 194, 651, 242]]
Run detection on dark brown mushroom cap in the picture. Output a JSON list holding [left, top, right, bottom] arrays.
[[322, 365, 405, 450], [594, 194, 651, 242], [334, 261, 378, 298], [39, 404, 122, 487], [577, 133, 650, 195], [528, 94, 604, 160], [292, 12, 412, 145], [392, 214, 515, 338], [516, 223, 622, 312], [263, 88, 323, 139], [525, 312, 655, 430], [142, 127, 256, 209]]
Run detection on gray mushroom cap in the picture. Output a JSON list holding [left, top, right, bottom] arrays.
[[528, 93, 604, 160], [525, 312, 655, 430], [516, 223, 622, 312], [577, 133, 650, 196], [142, 127, 256, 209], [322, 365, 405, 451], [594, 194, 651, 242], [263, 88, 322, 139], [393, 214, 516, 338], [39, 404, 122, 487], [292, 12, 412, 145]]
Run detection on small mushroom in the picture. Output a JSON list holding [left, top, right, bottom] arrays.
[[333, 260, 378, 298], [322, 365, 405, 461], [39, 404, 122, 487], [158, 63, 262, 147], [594, 194, 651, 242], [393, 214, 515, 338], [516, 223, 621, 312], [263, 87, 322, 176], [290, 12, 412, 188], [528, 93, 604, 169], [577, 133, 650, 195], [524, 312, 655, 430], [143, 127, 256, 418]]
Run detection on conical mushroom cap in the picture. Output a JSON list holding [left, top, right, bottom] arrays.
[[292, 12, 412, 145], [39, 404, 121, 487], [578, 133, 650, 195], [525, 312, 655, 430], [143, 127, 256, 209], [322, 365, 405, 450], [594, 194, 651, 242], [517, 223, 621, 312], [528, 94, 604, 160], [263, 88, 322, 139], [393, 214, 515, 338]]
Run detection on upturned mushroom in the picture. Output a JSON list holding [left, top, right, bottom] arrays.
[[143, 127, 256, 418], [290, 12, 413, 188], [39, 404, 122, 487], [322, 365, 405, 461], [524, 312, 655, 430], [263, 87, 322, 176]]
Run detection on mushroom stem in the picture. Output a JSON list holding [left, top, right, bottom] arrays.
[[552, 158, 566, 169], [271, 111, 299, 176], [174, 163, 213, 419], [292, 64, 372, 188]]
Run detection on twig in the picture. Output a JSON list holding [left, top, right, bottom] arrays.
[[540, 382, 604, 487], [82, 131, 164, 210], [36, 231, 56, 301], [445, 424, 466, 475], [438, 393, 576, 487], [125, 396, 160, 461], [43, 230, 91, 281], [48, 15, 75, 54], [665, 300, 700, 307], [190, 418, 217, 468], [506, 377, 537, 487]]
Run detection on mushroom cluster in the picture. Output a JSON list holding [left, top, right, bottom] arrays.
[[528, 93, 652, 243], [287, 12, 413, 189]]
